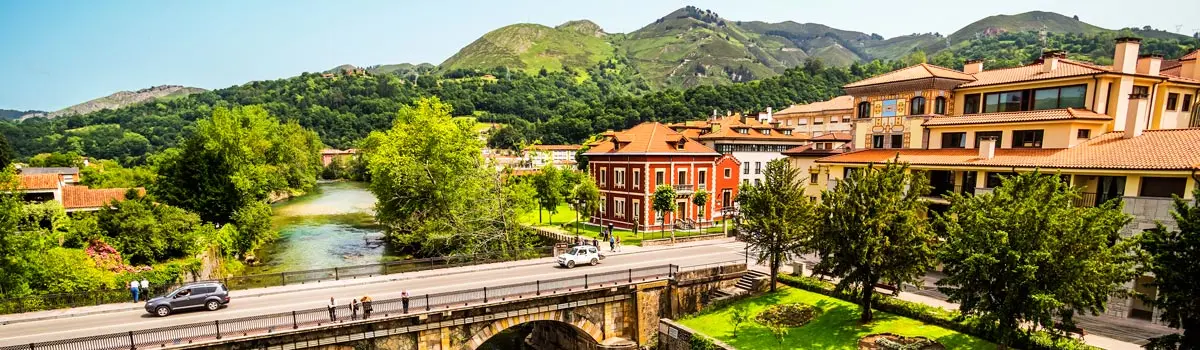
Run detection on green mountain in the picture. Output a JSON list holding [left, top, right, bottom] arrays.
[[439, 21, 614, 74], [21, 85, 205, 120], [947, 11, 1105, 44]]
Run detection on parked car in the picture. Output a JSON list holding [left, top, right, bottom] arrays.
[[145, 282, 230, 317], [557, 245, 603, 268]]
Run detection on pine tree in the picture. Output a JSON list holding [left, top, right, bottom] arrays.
[[1140, 186, 1200, 350]]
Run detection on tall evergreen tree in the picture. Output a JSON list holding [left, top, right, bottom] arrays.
[[936, 172, 1141, 347], [736, 159, 818, 292], [1140, 186, 1200, 350], [813, 159, 937, 322]]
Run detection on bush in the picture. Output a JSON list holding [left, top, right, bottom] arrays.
[[776, 274, 1098, 350], [689, 333, 722, 350], [754, 303, 821, 328]]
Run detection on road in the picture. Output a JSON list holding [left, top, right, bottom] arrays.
[[0, 241, 748, 346]]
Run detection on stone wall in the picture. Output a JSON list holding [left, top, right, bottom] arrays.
[[670, 265, 746, 317], [1120, 196, 1187, 236], [656, 318, 736, 350], [640, 233, 728, 247]]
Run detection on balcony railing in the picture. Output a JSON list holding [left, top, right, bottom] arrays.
[[674, 184, 694, 193], [1073, 192, 1123, 208]]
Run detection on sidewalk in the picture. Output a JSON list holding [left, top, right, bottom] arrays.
[[746, 264, 1148, 350], [0, 237, 739, 325]]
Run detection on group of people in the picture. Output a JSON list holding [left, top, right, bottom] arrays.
[[326, 290, 411, 322], [129, 278, 149, 302], [571, 223, 622, 252]]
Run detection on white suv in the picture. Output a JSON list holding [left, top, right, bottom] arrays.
[[557, 245, 602, 268]]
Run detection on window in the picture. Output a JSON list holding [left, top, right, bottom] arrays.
[[786, 119, 792, 126], [974, 131, 1002, 147], [809, 173, 819, 184], [724, 168, 731, 178], [655, 170, 665, 186], [762, 129, 771, 135], [910, 97, 926, 115], [599, 168, 607, 187], [1032, 85, 1087, 110], [737, 128, 748, 134], [1183, 94, 1193, 112], [964, 94, 981, 114], [632, 169, 641, 189], [841, 116, 850, 123], [941, 132, 966, 148], [1139, 177, 1187, 198], [814, 117, 824, 125], [743, 164, 750, 174], [632, 199, 640, 222], [614, 168, 625, 187], [1012, 130, 1044, 148], [1166, 93, 1179, 111], [782, 130, 792, 135], [984, 91, 1025, 113], [889, 134, 904, 149], [871, 135, 885, 148], [754, 162, 762, 174], [698, 169, 707, 186], [675, 141, 685, 150], [830, 117, 838, 124], [1133, 85, 1150, 97], [1077, 129, 1091, 139], [754, 179, 761, 186], [677, 170, 688, 185], [934, 96, 947, 114], [798, 118, 808, 125], [615, 198, 626, 217], [857, 102, 871, 118]]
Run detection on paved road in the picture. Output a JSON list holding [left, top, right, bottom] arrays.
[[0, 241, 748, 346]]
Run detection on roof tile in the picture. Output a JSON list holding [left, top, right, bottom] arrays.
[[585, 122, 719, 155], [61, 186, 143, 209], [18, 174, 60, 190], [959, 59, 1107, 88], [844, 63, 975, 88], [777, 96, 854, 114]]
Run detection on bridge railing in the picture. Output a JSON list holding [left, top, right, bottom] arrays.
[[0, 261, 742, 350], [0, 246, 555, 315]]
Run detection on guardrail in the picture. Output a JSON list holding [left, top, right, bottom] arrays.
[[0, 247, 554, 315], [0, 262, 743, 350]]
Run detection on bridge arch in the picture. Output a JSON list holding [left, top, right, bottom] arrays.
[[467, 309, 603, 349]]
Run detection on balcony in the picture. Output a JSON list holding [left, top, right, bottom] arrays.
[[673, 184, 695, 194], [1073, 192, 1123, 208]]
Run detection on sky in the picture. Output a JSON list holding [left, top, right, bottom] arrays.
[[1, 0, 1198, 111]]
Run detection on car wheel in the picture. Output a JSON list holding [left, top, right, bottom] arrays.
[[566, 260, 575, 269], [155, 305, 171, 317], [590, 258, 598, 266], [206, 300, 220, 311]]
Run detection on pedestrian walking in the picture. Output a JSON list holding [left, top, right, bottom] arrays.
[[361, 296, 373, 319], [592, 237, 598, 248], [401, 290, 410, 314], [139, 279, 149, 297], [609, 235, 616, 252], [327, 297, 337, 321], [350, 298, 360, 320], [129, 280, 140, 303], [574, 235, 581, 246], [615, 236, 621, 252]]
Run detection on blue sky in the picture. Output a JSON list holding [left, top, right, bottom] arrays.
[[1, 0, 1197, 111]]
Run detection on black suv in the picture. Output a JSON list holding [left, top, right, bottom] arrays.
[[144, 282, 230, 317]]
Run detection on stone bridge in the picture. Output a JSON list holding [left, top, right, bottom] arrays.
[[173, 264, 746, 350]]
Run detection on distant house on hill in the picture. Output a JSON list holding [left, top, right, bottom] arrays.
[[7, 167, 142, 212], [320, 149, 357, 166]]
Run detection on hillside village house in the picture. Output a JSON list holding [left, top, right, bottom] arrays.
[[9, 167, 142, 212], [668, 112, 808, 186], [584, 122, 740, 231], [804, 38, 1200, 322], [523, 144, 582, 169]]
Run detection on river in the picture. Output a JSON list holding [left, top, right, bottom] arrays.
[[246, 181, 403, 275]]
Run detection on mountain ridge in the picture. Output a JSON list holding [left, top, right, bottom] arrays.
[[22, 85, 206, 120]]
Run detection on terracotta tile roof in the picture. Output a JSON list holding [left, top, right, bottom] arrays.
[[585, 122, 719, 155], [18, 167, 79, 176], [61, 186, 144, 209], [782, 144, 849, 156], [922, 108, 1112, 127], [320, 149, 356, 155], [958, 59, 1107, 88], [18, 174, 61, 190], [1182, 49, 1200, 61], [527, 145, 582, 151], [817, 128, 1200, 171], [668, 116, 808, 143], [811, 133, 853, 141], [776, 96, 854, 114], [844, 63, 975, 88]]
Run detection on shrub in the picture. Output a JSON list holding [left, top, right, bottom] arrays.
[[754, 303, 822, 328], [689, 333, 721, 350]]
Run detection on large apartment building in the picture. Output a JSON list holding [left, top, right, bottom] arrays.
[[772, 95, 855, 138], [585, 122, 740, 231], [668, 114, 808, 186], [803, 38, 1200, 322]]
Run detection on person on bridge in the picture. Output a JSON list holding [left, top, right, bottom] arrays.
[[401, 290, 410, 314], [350, 298, 360, 320], [129, 280, 140, 302], [327, 297, 337, 322], [361, 296, 373, 319]]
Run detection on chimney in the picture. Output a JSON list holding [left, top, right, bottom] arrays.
[[978, 137, 997, 159], [1041, 50, 1064, 73], [1113, 37, 1142, 74], [763, 106, 774, 123], [1136, 54, 1163, 75], [1124, 93, 1148, 139], [963, 59, 984, 74]]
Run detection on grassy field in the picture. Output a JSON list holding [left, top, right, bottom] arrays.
[[518, 204, 728, 246], [679, 286, 996, 350]]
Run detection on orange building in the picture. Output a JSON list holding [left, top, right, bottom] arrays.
[[584, 122, 740, 231]]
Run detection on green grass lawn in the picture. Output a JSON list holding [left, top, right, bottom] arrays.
[[679, 286, 996, 350], [518, 204, 729, 246], [518, 204, 579, 226]]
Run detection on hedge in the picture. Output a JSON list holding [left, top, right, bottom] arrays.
[[776, 274, 1098, 350]]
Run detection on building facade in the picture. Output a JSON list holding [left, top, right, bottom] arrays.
[[585, 123, 740, 231], [807, 39, 1200, 322], [773, 95, 855, 138], [523, 145, 582, 169], [668, 114, 808, 187]]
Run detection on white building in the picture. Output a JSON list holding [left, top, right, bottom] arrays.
[[523, 145, 582, 169], [668, 113, 809, 186]]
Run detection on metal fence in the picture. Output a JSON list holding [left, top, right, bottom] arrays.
[[0, 262, 729, 350], [0, 247, 554, 315]]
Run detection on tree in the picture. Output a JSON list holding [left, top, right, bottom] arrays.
[[1139, 186, 1200, 349], [365, 97, 534, 256], [652, 185, 677, 236], [736, 159, 818, 292], [730, 304, 750, 338], [691, 189, 709, 232], [571, 176, 600, 234], [532, 165, 564, 224], [813, 160, 937, 323], [936, 172, 1141, 347], [97, 190, 204, 265], [80, 159, 155, 188], [0, 134, 11, 169], [28, 152, 84, 168]]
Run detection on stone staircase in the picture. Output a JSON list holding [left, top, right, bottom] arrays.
[[710, 269, 770, 301]]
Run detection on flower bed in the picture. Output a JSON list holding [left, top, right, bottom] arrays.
[[860, 333, 945, 350], [754, 303, 821, 328]]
